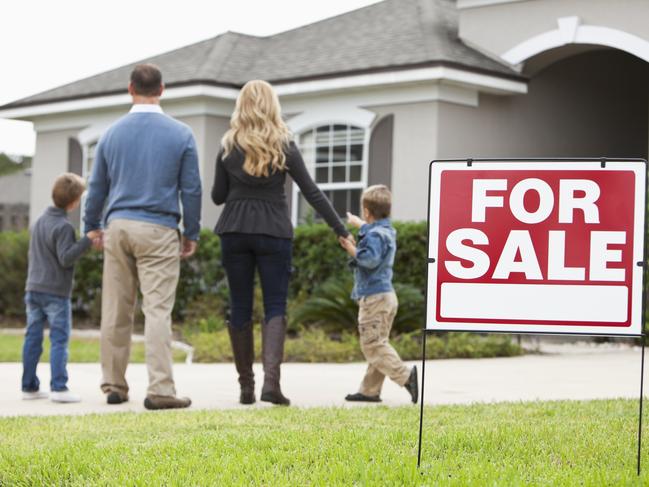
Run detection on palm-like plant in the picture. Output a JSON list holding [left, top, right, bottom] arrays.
[[293, 275, 425, 334]]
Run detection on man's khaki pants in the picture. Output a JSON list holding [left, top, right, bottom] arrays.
[[100, 219, 180, 397], [357, 291, 410, 397]]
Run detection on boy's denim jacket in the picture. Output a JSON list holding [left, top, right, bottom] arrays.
[[350, 218, 396, 300]]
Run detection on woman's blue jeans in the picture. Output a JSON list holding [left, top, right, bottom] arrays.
[[220, 233, 292, 329], [22, 291, 72, 392]]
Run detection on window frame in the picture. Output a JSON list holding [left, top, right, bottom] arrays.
[[291, 121, 370, 225]]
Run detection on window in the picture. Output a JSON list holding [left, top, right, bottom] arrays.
[[293, 124, 366, 224]]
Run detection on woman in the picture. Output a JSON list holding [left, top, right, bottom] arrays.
[[212, 80, 351, 406]]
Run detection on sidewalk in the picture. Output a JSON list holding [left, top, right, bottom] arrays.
[[0, 343, 645, 417]]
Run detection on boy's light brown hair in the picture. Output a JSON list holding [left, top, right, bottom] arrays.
[[361, 184, 392, 219], [52, 173, 86, 209]]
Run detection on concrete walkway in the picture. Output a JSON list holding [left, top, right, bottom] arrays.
[[0, 342, 646, 417]]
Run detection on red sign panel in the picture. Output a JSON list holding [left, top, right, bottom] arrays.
[[426, 161, 646, 335]]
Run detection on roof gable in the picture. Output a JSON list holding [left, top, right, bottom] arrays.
[[3, 0, 520, 110]]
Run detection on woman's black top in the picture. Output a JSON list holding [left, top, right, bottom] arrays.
[[211, 141, 349, 239]]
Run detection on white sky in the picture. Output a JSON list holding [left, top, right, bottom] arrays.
[[0, 0, 380, 156]]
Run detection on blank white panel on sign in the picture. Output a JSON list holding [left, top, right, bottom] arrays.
[[440, 283, 628, 323]]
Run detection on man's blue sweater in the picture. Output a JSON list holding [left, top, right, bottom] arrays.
[[83, 107, 202, 240]]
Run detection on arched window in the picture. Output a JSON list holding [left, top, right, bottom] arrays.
[[292, 123, 367, 224]]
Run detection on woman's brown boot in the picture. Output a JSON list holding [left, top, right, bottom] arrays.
[[260, 316, 290, 406], [227, 321, 256, 404]]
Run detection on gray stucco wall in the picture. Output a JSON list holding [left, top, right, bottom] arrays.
[[437, 50, 649, 160], [459, 0, 649, 59], [177, 114, 230, 231], [30, 128, 80, 225], [370, 102, 438, 221]]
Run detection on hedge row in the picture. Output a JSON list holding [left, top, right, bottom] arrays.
[[0, 222, 428, 321]]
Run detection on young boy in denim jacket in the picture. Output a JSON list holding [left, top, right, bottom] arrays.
[[339, 185, 418, 403], [22, 173, 100, 403]]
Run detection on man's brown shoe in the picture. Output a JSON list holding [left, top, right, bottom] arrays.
[[107, 391, 128, 405], [143, 395, 192, 410]]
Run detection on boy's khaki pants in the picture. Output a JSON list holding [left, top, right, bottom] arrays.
[[100, 219, 180, 398], [357, 291, 410, 397]]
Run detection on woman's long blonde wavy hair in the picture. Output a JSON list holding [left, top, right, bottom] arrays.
[[222, 80, 292, 177]]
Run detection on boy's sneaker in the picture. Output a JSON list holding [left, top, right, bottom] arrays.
[[50, 390, 81, 403], [404, 366, 418, 404], [22, 390, 49, 400], [345, 392, 382, 402]]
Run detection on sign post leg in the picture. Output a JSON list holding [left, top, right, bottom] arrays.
[[417, 331, 428, 469], [638, 335, 645, 476]]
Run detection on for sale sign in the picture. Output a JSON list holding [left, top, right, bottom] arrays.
[[426, 160, 647, 336]]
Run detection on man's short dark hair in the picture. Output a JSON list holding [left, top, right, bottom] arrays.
[[130, 64, 163, 97]]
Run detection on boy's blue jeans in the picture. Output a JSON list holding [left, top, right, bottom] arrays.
[[22, 291, 72, 392]]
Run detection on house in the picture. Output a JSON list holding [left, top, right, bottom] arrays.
[[0, 169, 31, 231], [1, 0, 647, 230]]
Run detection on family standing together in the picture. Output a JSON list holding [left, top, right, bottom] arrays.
[[21, 64, 418, 409]]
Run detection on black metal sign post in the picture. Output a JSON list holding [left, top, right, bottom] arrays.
[[417, 331, 427, 469], [417, 158, 648, 477], [638, 335, 646, 476], [417, 330, 646, 475]]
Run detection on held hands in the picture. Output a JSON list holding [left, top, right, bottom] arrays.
[[338, 211, 361, 256], [180, 237, 198, 259], [346, 212, 365, 229], [86, 230, 104, 251], [338, 234, 357, 258]]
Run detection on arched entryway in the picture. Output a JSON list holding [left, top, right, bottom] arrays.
[[437, 47, 649, 160]]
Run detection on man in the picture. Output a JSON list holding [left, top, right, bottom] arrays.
[[84, 64, 201, 410]]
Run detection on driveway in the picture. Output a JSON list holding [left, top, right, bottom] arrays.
[[0, 342, 645, 417]]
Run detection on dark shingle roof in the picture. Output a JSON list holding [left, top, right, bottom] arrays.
[[3, 0, 520, 110]]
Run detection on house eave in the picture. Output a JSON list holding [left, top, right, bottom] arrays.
[[0, 63, 528, 121]]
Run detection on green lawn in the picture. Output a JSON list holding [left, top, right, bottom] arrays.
[[0, 399, 646, 485], [0, 333, 187, 363]]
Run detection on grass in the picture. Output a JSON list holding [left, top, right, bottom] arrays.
[[0, 399, 646, 485], [0, 333, 187, 363]]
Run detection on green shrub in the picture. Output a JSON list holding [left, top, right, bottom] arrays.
[[292, 276, 425, 334], [175, 230, 225, 320], [290, 222, 428, 297], [392, 221, 428, 291], [183, 320, 522, 363], [0, 221, 429, 326], [71, 246, 103, 321], [0, 231, 29, 318]]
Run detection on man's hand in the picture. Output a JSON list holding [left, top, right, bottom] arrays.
[[338, 235, 357, 258], [180, 237, 198, 259], [87, 230, 104, 251], [346, 212, 365, 229]]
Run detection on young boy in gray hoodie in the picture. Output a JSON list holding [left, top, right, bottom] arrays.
[[22, 173, 100, 403]]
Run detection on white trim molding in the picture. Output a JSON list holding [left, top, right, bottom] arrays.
[[0, 84, 240, 120], [0, 66, 526, 122], [502, 17, 649, 65], [275, 66, 526, 98], [287, 106, 376, 134], [77, 121, 113, 146], [457, 0, 529, 9]]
